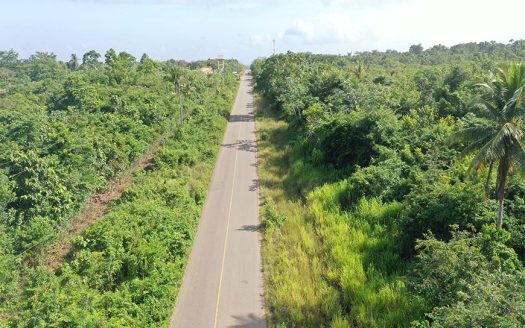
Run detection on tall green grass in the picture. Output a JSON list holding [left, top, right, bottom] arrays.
[[309, 186, 423, 326], [257, 99, 423, 327]]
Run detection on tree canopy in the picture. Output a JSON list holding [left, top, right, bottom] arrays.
[[253, 40, 525, 327]]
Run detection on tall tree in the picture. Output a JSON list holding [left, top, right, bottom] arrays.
[[81, 50, 101, 66], [409, 43, 424, 54], [0, 49, 19, 68], [66, 54, 79, 70], [104, 48, 117, 66], [452, 63, 525, 228]]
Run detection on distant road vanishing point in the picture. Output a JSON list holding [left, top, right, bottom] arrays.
[[170, 73, 266, 328]]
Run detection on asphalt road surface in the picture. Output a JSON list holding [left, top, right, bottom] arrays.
[[170, 73, 266, 328]]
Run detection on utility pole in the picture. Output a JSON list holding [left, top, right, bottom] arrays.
[[177, 80, 183, 124], [273, 39, 276, 55]]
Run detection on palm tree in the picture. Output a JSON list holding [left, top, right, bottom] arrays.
[[352, 60, 367, 81], [452, 63, 525, 228]]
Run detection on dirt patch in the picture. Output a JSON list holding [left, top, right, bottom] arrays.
[[43, 134, 168, 271]]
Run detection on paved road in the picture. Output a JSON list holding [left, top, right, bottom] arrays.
[[170, 74, 266, 328]]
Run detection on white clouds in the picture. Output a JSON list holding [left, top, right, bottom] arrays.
[[283, 13, 359, 45], [362, 0, 525, 50], [14, 0, 525, 64], [223, 1, 263, 9], [66, 0, 270, 7], [249, 34, 275, 46], [284, 21, 314, 40], [272, 0, 525, 54], [323, 0, 409, 6], [67, 0, 404, 8]]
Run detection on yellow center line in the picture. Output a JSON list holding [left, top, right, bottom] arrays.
[[213, 87, 243, 328]]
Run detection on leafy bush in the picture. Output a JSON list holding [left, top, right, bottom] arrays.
[[342, 155, 408, 206], [0, 50, 240, 326], [410, 227, 525, 326], [318, 107, 401, 168], [261, 198, 286, 232], [399, 178, 493, 257], [253, 43, 525, 327]]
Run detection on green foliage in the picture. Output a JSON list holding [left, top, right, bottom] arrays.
[[0, 49, 241, 326], [10, 111, 233, 326], [261, 198, 287, 233], [410, 227, 525, 327], [399, 177, 493, 257], [81, 50, 101, 66], [504, 180, 525, 259], [254, 40, 525, 327], [343, 154, 408, 205], [309, 186, 422, 327], [451, 63, 525, 228], [0, 50, 19, 68], [424, 270, 525, 327], [318, 107, 401, 168]]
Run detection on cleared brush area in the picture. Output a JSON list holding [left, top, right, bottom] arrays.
[[43, 131, 170, 271]]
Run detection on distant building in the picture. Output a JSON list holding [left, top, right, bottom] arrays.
[[199, 67, 214, 75]]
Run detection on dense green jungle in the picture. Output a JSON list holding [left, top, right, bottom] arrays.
[[252, 41, 525, 327], [0, 49, 243, 326]]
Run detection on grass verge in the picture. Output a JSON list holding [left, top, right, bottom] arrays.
[[255, 97, 423, 328]]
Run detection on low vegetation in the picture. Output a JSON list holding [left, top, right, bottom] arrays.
[[0, 49, 242, 326], [253, 41, 525, 327]]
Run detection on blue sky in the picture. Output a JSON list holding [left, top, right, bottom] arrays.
[[1, 0, 524, 64]]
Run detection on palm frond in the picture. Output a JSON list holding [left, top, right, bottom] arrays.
[[516, 105, 525, 122], [461, 63, 525, 177], [459, 136, 492, 158], [474, 82, 494, 95], [470, 98, 501, 121], [449, 125, 496, 145], [503, 87, 524, 118], [501, 121, 524, 142], [467, 127, 508, 173], [511, 139, 525, 177]]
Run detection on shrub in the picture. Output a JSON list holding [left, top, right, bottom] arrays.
[[410, 226, 525, 326], [261, 198, 286, 232]]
